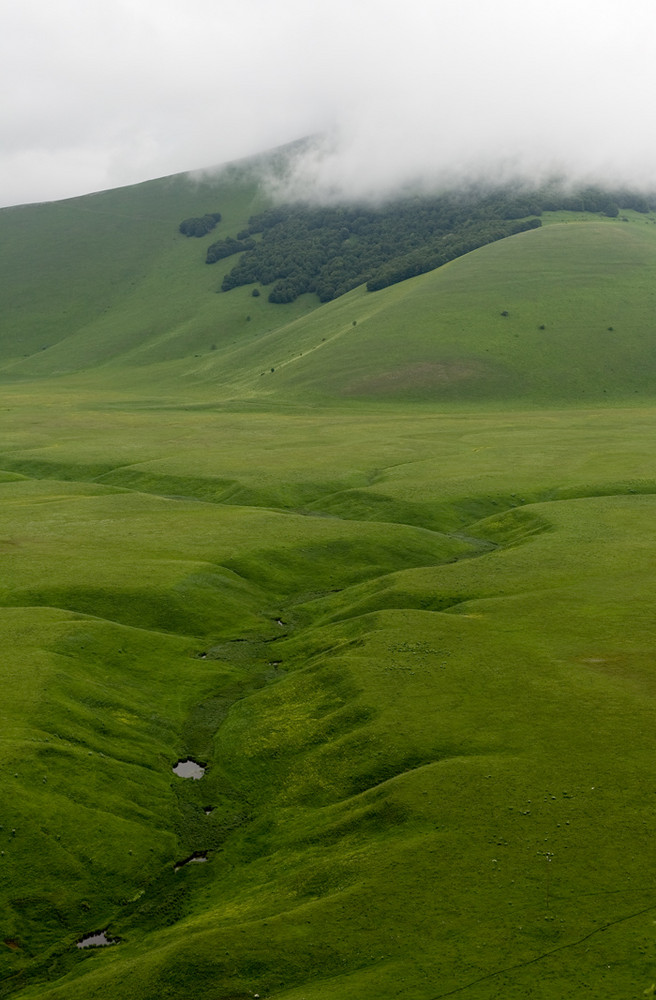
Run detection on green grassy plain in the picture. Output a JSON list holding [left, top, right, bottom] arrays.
[[2, 163, 656, 999]]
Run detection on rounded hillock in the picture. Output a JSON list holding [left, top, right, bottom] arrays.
[[239, 221, 656, 406]]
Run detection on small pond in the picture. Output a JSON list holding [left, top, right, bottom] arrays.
[[172, 758, 205, 780], [77, 931, 116, 949], [174, 851, 208, 872]]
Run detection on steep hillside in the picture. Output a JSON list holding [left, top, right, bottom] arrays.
[[0, 153, 320, 377], [2, 163, 656, 406]]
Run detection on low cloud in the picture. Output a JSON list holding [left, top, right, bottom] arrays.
[[2, 0, 656, 207], [266, 0, 656, 201]]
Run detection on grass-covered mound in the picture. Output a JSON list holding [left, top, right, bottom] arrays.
[[188, 217, 656, 406]]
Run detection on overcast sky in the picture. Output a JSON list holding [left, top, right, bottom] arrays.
[[2, 0, 656, 207]]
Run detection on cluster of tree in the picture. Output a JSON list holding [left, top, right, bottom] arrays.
[[178, 212, 222, 237], [366, 218, 541, 291], [205, 234, 256, 264], [204, 182, 656, 304], [538, 185, 653, 217]]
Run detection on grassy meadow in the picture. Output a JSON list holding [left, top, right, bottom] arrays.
[[1, 161, 656, 999]]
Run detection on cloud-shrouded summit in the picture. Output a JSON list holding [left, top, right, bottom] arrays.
[[2, 0, 656, 208]]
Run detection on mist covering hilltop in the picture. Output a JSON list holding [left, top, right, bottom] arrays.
[[4, 0, 656, 207]]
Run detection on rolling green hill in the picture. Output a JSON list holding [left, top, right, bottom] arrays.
[[2, 154, 656, 1000], [2, 161, 656, 406]]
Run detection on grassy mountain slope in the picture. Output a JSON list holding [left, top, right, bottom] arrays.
[[2, 160, 656, 1000], [177, 218, 656, 405], [2, 163, 656, 407], [0, 156, 319, 378]]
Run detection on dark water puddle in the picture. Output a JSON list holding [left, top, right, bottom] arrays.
[[174, 851, 208, 872], [172, 758, 205, 779], [77, 931, 117, 949]]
